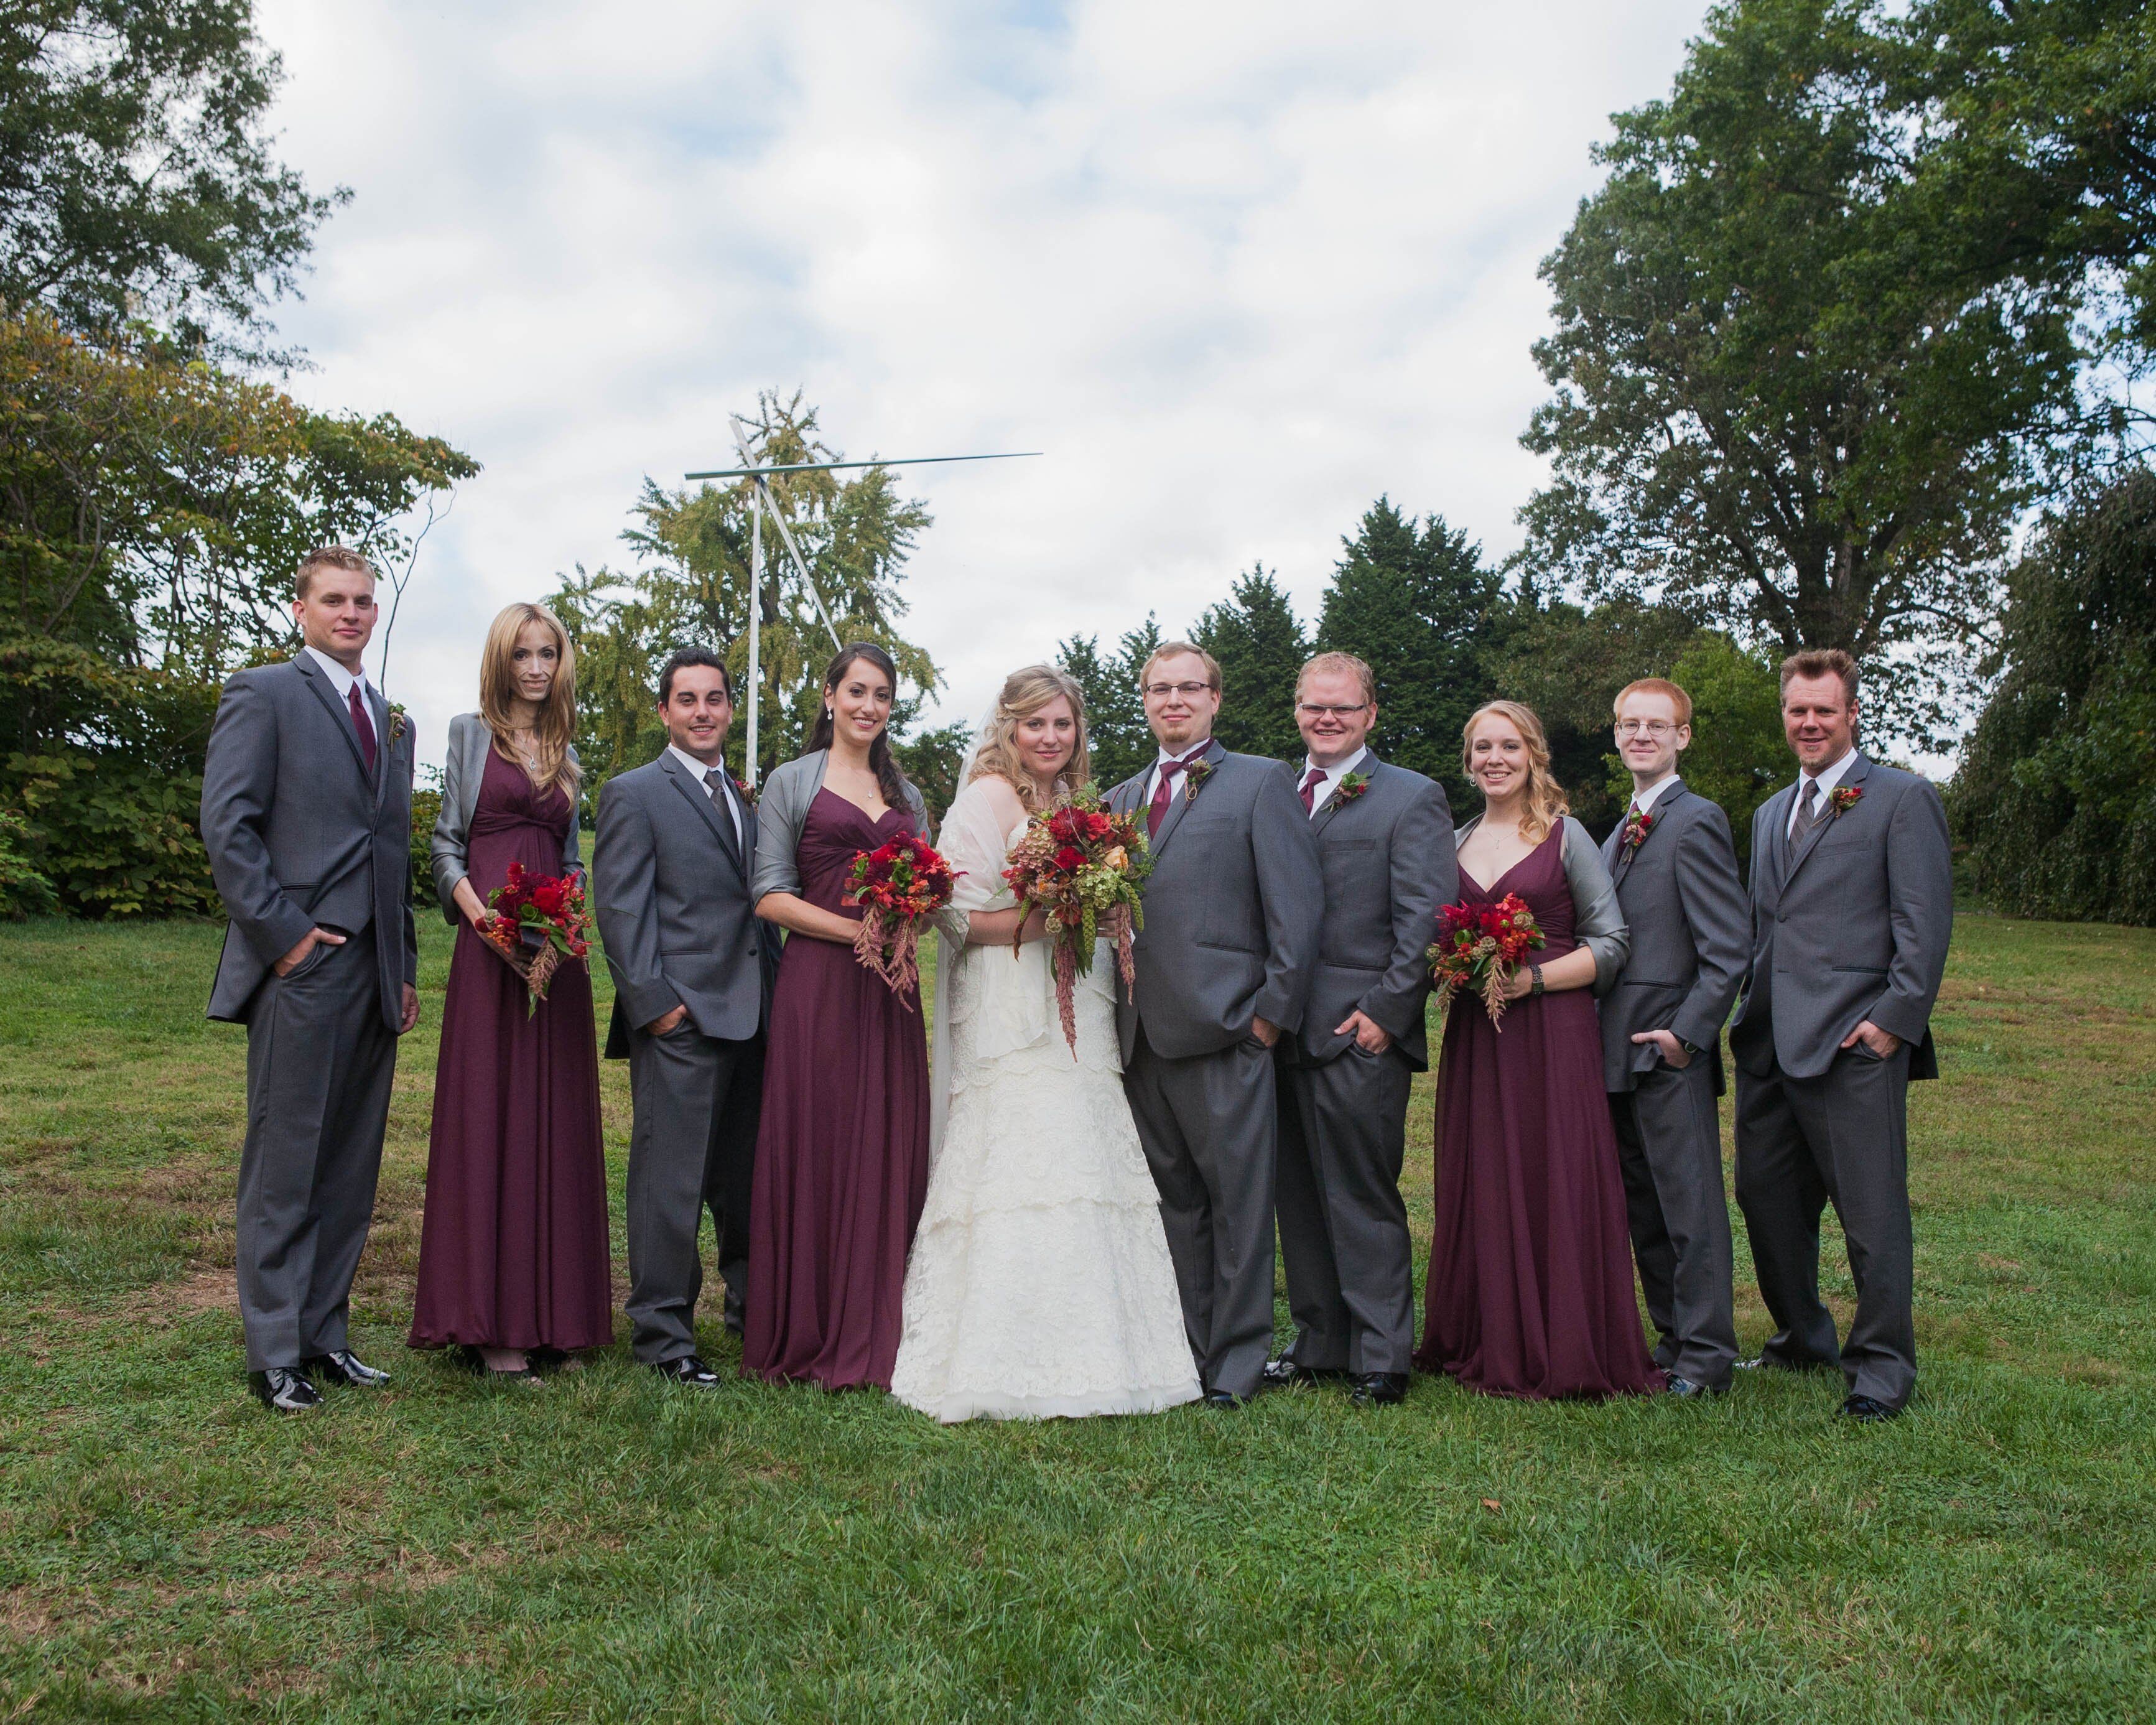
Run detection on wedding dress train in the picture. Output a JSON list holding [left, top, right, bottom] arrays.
[[891, 776, 1201, 1423]]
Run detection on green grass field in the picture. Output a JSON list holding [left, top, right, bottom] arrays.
[[1, 913, 2151, 1721]]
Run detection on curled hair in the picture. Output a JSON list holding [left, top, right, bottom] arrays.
[[808, 641, 916, 819], [967, 665, 1091, 811], [1779, 647, 1859, 705], [479, 602, 582, 796], [1461, 700, 1569, 845]]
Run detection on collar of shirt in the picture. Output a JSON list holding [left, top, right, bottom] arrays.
[[1629, 771, 1681, 819], [304, 644, 369, 705], [1789, 747, 1859, 833], [1299, 746, 1369, 814], [1148, 741, 1212, 802]]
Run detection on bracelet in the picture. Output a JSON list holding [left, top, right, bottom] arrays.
[[1530, 964, 1545, 997]]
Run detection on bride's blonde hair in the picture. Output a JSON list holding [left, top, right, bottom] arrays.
[[1462, 699, 1569, 844], [967, 664, 1092, 811]]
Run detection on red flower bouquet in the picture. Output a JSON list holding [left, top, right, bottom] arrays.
[[480, 862, 594, 1015], [1002, 785, 1154, 1054], [1427, 891, 1546, 1030], [845, 833, 958, 1002]]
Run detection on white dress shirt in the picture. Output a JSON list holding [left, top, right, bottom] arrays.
[[1297, 745, 1370, 818], [669, 745, 745, 851], [1786, 746, 1859, 837], [1627, 769, 1682, 820], [304, 644, 373, 709]]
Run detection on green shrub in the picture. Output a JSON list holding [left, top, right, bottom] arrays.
[[0, 810, 57, 918]]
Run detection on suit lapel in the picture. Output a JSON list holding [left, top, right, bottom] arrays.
[[1610, 778, 1683, 889], [661, 753, 745, 880], [1148, 739, 1224, 860], [294, 654, 374, 784], [1783, 754, 1869, 890], [1309, 753, 1377, 839], [368, 686, 393, 809]]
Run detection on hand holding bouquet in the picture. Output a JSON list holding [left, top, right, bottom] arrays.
[[1428, 891, 1546, 1030], [845, 834, 958, 1003], [1002, 786, 1153, 1054], [480, 862, 595, 1016]]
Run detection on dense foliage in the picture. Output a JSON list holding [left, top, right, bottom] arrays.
[[1953, 470, 2156, 925]]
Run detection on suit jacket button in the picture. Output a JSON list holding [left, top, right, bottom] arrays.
[[748, 943, 759, 955]]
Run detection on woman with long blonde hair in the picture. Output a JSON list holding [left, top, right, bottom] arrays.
[[1413, 699, 1660, 1398], [888, 664, 1199, 1422], [410, 602, 611, 1381]]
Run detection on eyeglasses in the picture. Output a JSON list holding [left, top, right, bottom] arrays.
[[1143, 682, 1214, 700], [1614, 719, 1678, 738], [1297, 703, 1370, 719]]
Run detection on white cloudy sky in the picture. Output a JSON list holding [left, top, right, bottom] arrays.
[[254, 0, 1717, 765]]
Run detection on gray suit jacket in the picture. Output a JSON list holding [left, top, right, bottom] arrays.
[[430, 713, 582, 923], [200, 654, 418, 1028], [1729, 752, 1953, 1082], [1291, 756, 1454, 1072], [1109, 740, 1323, 1063], [1597, 778, 1749, 1095], [592, 751, 768, 1048]]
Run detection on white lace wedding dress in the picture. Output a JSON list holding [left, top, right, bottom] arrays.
[[890, 775, 1201, 1423]]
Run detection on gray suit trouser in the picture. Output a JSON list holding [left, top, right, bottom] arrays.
[[624, 1021, 763, 1363], [237, 924, 396, 1371], [1123, 1028, 1278, 1400], [1734, 1043, 1917, 1410], [1609, 1061, 1738, 1388], [1276, 1048, 1415, 1375]]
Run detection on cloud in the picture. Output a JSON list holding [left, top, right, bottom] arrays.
[[254, 0, 1714, 761]]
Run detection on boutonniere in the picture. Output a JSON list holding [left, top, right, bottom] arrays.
[[1182, 758, 1215, 801], [388, 702, 409, 745], [733, 773, 758, 807], [1621, 806, 1656, 852], [1331, 770, 1370, 807], [1829, 785, 1862, 816]]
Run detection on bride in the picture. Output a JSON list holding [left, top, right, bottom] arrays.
[[891, 666, 1201, 1422]]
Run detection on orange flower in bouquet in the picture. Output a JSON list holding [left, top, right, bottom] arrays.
[[1427, 891, 1546, 1030], [1001, 785, 1153, 1054], [845, 833, 959, 1003]]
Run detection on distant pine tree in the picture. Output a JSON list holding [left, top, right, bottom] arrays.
[[1316, 499, 1500, 804], [1057, 614, 1160, 793], [1192, 564, 1309, 763]]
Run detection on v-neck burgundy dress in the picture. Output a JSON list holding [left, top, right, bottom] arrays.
[[410, 747, 612, 1354], [743, 788, 932, 1389], [1414, 826, 1661, 1399]]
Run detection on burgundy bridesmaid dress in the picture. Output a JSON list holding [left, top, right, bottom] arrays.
[[743, 788, 932, 1390], [409, 748, 613, 1354], [1415, 825, 1663, 1398]]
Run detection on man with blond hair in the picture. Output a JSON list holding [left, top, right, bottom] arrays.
[[201, 547, 420, 1413], [1598, 676, 1749, 1396], [1110, 641, 1321, 1408], [1266, 651, 1452, 1407], [1729, 649, 1952, 1421]]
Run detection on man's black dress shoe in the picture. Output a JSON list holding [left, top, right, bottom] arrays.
[[1202, 1388, 1245, 1410], [1349, 1372, 1408, 1407], [250, 1367, 322, 1413], [651, 1354, 722, 1388], [1261, 1356, 1345, 1389], [1838, 1393, 1899, 1423], [305, 1349, 389, 1387], [1666, 1375, 1729, 1398]]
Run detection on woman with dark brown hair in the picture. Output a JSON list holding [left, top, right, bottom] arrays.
[[742, 642, 934, 1390], [409, 602, 611, 1380]]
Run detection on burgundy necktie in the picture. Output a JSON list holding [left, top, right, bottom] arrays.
[[1299, 766, 1326, 813], [349, 682, 378, 776], [1148, 750, 1204, 839]]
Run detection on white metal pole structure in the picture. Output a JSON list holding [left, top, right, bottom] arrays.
[[687, 425, 1039, 790]]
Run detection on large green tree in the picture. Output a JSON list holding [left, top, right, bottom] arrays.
[[1191, 564, 1308, 763], [1057, 615, 1159, 793], [0, 1, 340, 358], [551, 393, 939, 793], [1316, 499, 1501, 804], [1520, 0, 2086, 745]]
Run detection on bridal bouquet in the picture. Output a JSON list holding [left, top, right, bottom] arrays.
[[481, 862, 594, 1015], [845, 834, 957, 1003], [1428, 891, 1546, 1031], [1002, 786, 1152, 1054]]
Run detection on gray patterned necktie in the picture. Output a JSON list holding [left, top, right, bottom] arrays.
[[1790, 778, 1822, 845]]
